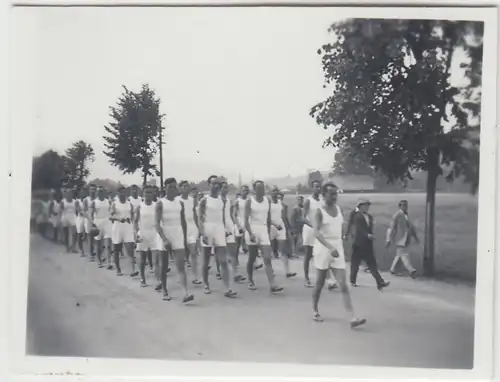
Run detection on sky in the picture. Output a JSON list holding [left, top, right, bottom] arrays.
[[16, 7, 343, 185], [14, 7, 472, 186]]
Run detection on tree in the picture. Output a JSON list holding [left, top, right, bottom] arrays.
[[311, 19, 483, 276], [332, 145, 374, 176], [31, 150, 66, 190], [307, 170, 324, 187], [63, 140, 95, 191], [103, 84, 165, 186]]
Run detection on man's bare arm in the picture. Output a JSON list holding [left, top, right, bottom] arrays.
[[198, 198, 207, 236], [302, 199, 312, 227], [244, 198, 253, 237], [155, 200, 170, 245]]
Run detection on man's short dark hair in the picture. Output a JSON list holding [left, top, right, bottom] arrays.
[[207, 175, 218, 183], [220, 181, 228, 187], [165, 177, 177, 186], [242, 185, 249, 190], [399, 200, 408, 206], [130, 184, 138, 189], [179, 180, 189, 187], [88, 183, 97, 188], [253, 180, 264, 189], [117, 186, 126, 192], [322, 182, 338, 194]]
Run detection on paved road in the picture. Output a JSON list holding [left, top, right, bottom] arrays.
[[26, 234, 475, 369]]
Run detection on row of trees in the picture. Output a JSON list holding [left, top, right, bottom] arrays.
[[311, 19, 483, 276], [32, 140, 95, 192]]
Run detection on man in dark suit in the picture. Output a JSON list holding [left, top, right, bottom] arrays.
[[350, 199, 390, 290]]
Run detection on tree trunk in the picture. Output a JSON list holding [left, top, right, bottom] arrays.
[[423, 151, 439, 277], [142, 171, 147, 187]]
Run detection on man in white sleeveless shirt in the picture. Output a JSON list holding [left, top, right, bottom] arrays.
[[74, 188, 88, 256], [244, 180, 283, 293], [110, 186, 137, 277], [90, 186, 113, 269], [221, 181, 246, 283], [134, 185, 158, 287], [312, 182, 366, 328], [198, 175, 237, 298], [83, 184, 98, 261], [177, 180, 202, 285], [60, 188, 78, 253], [155, 178, 194, 303], [48, 190, 62, 243], [270, 186, 296, 278]]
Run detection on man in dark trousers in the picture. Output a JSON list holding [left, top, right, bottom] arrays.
[[350, 199, 390, 290]]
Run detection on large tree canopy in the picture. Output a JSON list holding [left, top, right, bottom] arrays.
[[103, 84, 164, 186], [63, 140, 95, 191], [311, 19, 483, 276], [32, 150, 66, 191]]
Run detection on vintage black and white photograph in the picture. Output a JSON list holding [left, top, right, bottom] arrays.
[[7, 4, 497, 379]]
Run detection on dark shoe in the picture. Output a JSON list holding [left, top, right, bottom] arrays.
[[270, 286, 284, 293], [255, 264, 263, 270], [377, 281, 390, 290], [130, 271, 139, 277], [182, 294, 194, 303], [155, 283, 162, 291], [140, 279, 147, 287], [327, 282, 338, 291], [116, 270, 123, 276], [410, 270, 417, 279], [350, 318, 367, 329], [107, 265, 113, 270], [224, 290, 237, 298], [216, 273, 222, 280], [286, 272, 297, 278]]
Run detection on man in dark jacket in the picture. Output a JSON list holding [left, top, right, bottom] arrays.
[[350, 199, 390, 290]]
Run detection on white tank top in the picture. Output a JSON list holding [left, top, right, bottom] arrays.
[[52, 201, 61, 215], [94, 198, 110, 220], [236, 197, 247, 222], [113, 199, 132, 220], [128, 196, 142, 212], [204, 195, 224, 226], [160, 198, 182, 227], [317, 205, 343, 242], [270, 200, 284, 226], [222, 197, 233, 229], [138, 201, 156, 232], [177, 195, 195, 225], [307, 195, 324, 222], [62, 199, 77, 217], [249, 196, 270, 227]]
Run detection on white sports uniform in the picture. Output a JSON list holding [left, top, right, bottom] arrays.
[[201, 195, 226, 248], [222, 197, 235, 244], [136, 201, 158, 252], [128, 196, 142, 219], [61, 199, 77, 227], [49, 201, 62, 227], [270, 200, 287, 241], [156, 198, 185, 251], [83, 197, 93, 234], [244, 196, 271, 246], [75, 199, 85, 234], [234, 197, 247, 237], [177, 195, 198, 245], [93, 198, 112, 240], [302, 195, 324, 246], [111, 199, 134, 244], [313, 205, 345, 270]]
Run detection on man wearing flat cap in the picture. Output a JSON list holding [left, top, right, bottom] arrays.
[[350, 199, 390, 290]]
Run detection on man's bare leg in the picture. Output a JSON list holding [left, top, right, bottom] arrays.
[[187, 243, 202, 285], [215, 247, 237, 298], [227, 242, 245, 282], [159, 250, 171, 300], [278, 239, 296, 278], [139, 251, 148, 286], [173, 249, 194, 303], [246, 245, 258, 290], [331, 268, 366, 328], [202, 247, 212, 294], [261, 245, 283, 293], [124, 242, 138, 276], [303, 246, 314, 287]]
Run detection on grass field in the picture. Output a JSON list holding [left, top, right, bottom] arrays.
[[282, 193, 478, 283]]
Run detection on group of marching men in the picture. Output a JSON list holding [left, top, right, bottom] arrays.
[[32, 175, 421, 327]]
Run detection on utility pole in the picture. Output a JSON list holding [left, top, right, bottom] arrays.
[[159, 124, 164, 193]]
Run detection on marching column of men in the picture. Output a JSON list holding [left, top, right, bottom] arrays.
[[31, 176, 424, 328]]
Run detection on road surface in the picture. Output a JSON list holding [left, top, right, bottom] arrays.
[[26, 234, 475, 369]]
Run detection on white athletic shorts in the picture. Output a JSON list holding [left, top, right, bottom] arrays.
[[50, 215, 61, 228], [84, 217, 92, 234], [94, 218, 112, 240], [185, 222, 199, 245], [75, 215, 85, 234], [156, 225, 184, 251], [202, 223, 226, 248], [112, 221, 134, 244], [136, 229, 158, 252], [225, 224, 235, 244], [61, 214, 76, 228], [270, 225, 287, 241], [245, 225, 271, 246], [302, 225, 317, 247], [313, 240, 345, 270], [234, 220, 245, 237]]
